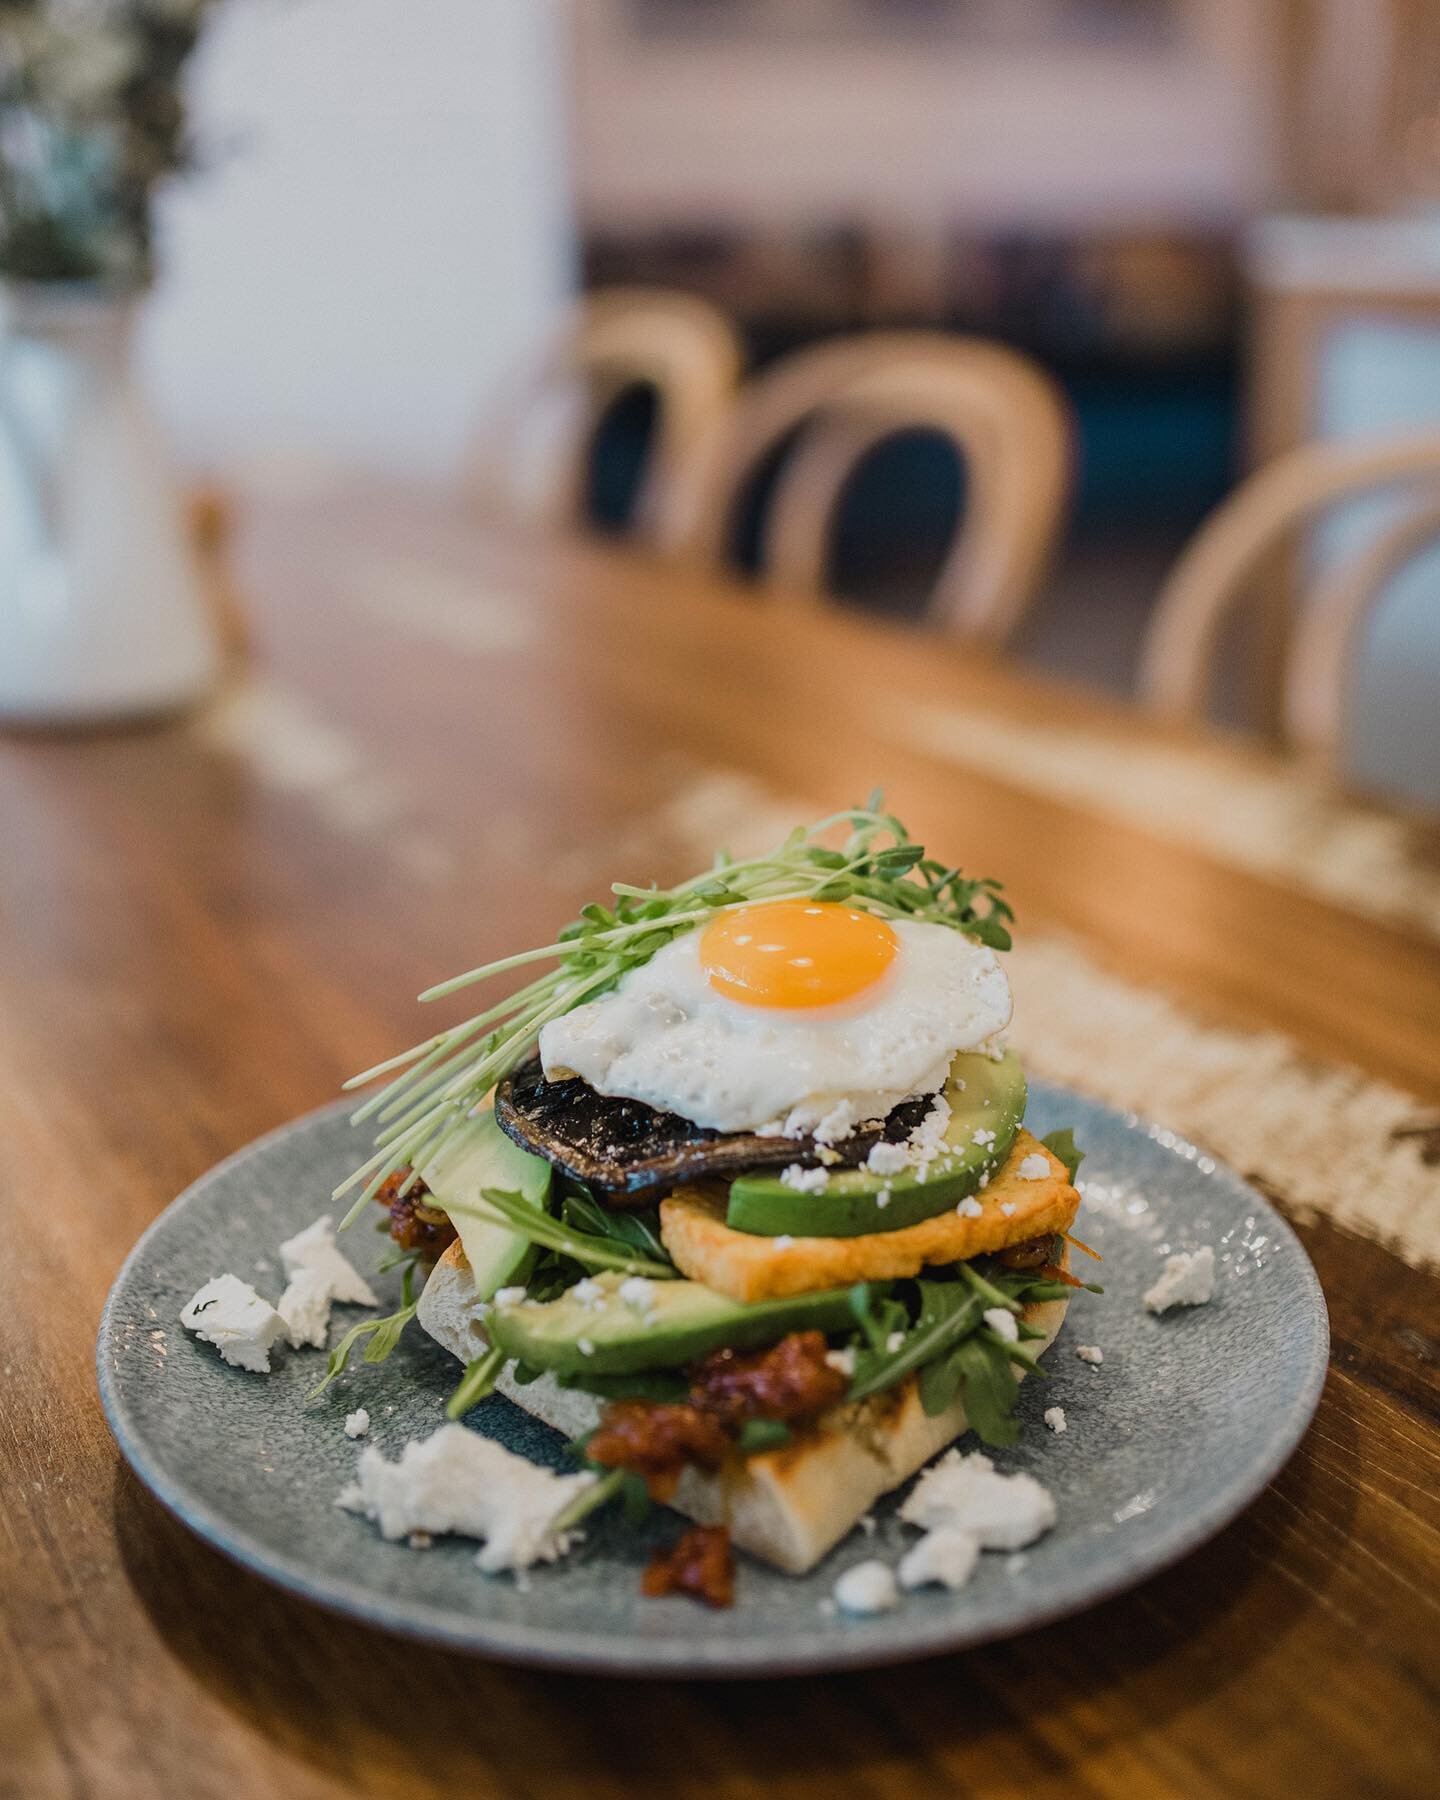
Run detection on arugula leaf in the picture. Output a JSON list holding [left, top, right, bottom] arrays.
[[952, 1335, 1022, 1446], [561, 1192, 671, 1267], [445, 1343, 506, 1419], [308, 1264, 418, 1398], [1041, 1128, 1085, 1183], [848, 1280, 984, 1404]]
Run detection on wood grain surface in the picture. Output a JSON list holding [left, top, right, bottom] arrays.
[[2, 485, 1437, 1800]]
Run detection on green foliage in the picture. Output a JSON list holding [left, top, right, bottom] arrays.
[[308, 1263, 418, 1399], [337, 799, 1014, 1215], [1040, 1128, 1085, 1183]]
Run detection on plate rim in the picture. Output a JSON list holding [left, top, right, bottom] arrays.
[[97, 1091, 1330, 1678]]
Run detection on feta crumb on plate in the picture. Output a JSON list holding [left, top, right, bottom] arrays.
[[898, 1527, 979, 1593], [179, 1274, 286, 1373], [342, 1424, 593, 1573], [1143, 1246, 1216, 1314], [900, 1449, 1056, 1550], [344, 1408, 370, 1439], [1076, 1344, 1104, 1365], [983, 1306, 1019, 1344], [1044, 1406, 1067, 1434], [277, 1267, 332, 1349], [279, 1214, 378, 1309], [832, 1559, 899, 1616], [1015, 1152, 1050, 1181]]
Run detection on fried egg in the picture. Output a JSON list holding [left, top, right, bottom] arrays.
[[537, 899, 1011, 1138]]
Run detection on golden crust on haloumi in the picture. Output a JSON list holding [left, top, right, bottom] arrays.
[[658, 1129, 1079, 1302]]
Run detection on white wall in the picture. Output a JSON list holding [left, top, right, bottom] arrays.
[[141, 0, 574, 481]]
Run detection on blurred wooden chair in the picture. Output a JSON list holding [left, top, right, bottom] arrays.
[[1284, 489, 1440, 769], [655, 332, 1073, 646], [1138, 434, 1440, 746], [464, 287, 743, 543]]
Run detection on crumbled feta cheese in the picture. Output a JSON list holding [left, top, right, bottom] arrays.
[[618, 1276, 656, 1312], [1044, 1406, 1067, 1434], [1015, 1153, 1050, 1181], [180, 1275, 286, 1373], [577, 1337, 595, 1358], [1143, 1246, 1216, 1314], [876, 1188, 892, 1209], [277, 1268, 332, 1349], [999, 1202, 1016, 1216], [906, 1092, 953, 1163], [344, 1408, 370, 1439], [955, 1196, 983, 1219], [865, 1140, 910, 1177], [972, 1127, 996, 1147], [900, 1450, 1057, 1550], [885, 1330, 906, 1353], [816, 1146, 842, 1166], [813, 1099, 864, 1145], [832, 1559, 899, 1615], [780, 1164, 830, 1193], [343, 1425, 593, 1573], [983, 1306, 1019, 1343], [824, 1346, 856, 1377], [898, 1527, 979, 1593], [335, 1482, 365, 1512], [774, 1234, 795, 1249], [493, 1286, 528, 1308], [571, 1278, 604, 1309], [1076, 1344, 1104, 1365], [279, 1214, 378, 1308]]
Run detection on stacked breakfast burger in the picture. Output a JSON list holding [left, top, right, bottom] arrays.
[[338, 802, 1093, 1603]]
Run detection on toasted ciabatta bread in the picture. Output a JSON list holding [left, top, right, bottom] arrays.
[[417, 1241, 1071, 1575]]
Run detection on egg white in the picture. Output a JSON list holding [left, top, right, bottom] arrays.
[[537, 918, 1011, 1138]]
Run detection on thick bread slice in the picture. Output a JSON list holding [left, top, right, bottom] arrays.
[[660, 1128, 1079, 1302], [417, 1241, 1070, 1575]]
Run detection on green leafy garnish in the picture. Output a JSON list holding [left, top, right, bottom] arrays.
[[445, 1186, 674, 1280], [560, 1191, 670, 1266], [309, 1264, 419, 1398], [335, 799, 1013, 1217], [556, 1367, 689, 1402], [445, 1343, 506, 1419], [1041, 1128, 1085, 1183]]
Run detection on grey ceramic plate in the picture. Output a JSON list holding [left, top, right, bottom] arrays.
[[98, 1084, 1327, 1677]]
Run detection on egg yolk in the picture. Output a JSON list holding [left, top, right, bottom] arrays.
[[699, 899, 897, 1009]]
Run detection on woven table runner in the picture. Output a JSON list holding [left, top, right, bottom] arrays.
[[1008, 936, 1440, 1272], [882, 698, 1440, 945]]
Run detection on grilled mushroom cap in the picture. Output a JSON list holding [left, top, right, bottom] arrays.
[[494, 1058, 932, 1203]]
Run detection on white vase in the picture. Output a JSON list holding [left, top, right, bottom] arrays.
[[0, 282, 222, 725]]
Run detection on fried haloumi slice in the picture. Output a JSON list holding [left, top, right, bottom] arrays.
[[659, 1128, 1080, 1302]]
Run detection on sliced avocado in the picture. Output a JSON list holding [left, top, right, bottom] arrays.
[[726, 1050, 1026, 1239], [422, 1109, 552, 1301], [487, 1269, 865, 1376]]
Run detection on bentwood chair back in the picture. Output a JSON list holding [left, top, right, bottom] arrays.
[[464, 288, 744, 542], [655, 333, 1073, 645], [1138, 434, 1440, 759]]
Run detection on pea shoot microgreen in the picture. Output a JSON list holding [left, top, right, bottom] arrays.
[[334, 798, 1013, 1219]]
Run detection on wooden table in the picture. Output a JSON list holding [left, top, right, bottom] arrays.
[[4, 487, 1437, 1800]]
